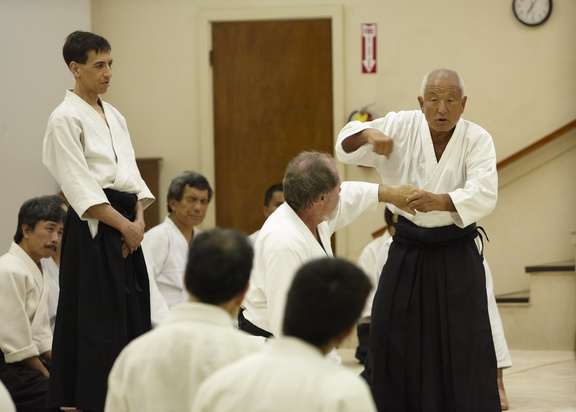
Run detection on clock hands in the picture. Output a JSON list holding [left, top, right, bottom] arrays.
[[527, 0, 537, 16]]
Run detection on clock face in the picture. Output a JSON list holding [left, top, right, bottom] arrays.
[[513, 0, 553, 26]]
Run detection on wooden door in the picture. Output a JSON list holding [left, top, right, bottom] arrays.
[[211, 19, 333, 234]]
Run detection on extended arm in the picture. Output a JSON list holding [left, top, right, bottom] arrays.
[[406, 190, 456, 213], [377, 184, 418, 215], [341, 128, 394, 158]]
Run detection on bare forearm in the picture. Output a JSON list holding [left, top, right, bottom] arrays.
[[378, 184, 417, 215], [87, 203, 130, 233], [21, 356, 49, 377], [406, 191, 456, 213], [341, 130, 369, 153], [41, 350, 51, 363], [134, 200, 145, 223], [87, 202, 145, 251]]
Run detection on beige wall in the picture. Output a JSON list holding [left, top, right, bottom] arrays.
[[0, 0, 91, 250], [92, 0, 576, 295], [2, 1, 572, 296]]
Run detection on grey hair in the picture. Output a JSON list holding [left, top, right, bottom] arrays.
[[283, 152, 339, 213], [420, 68, 466, 98]]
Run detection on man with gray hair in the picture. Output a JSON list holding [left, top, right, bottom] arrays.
[[142, 171, 213, 308], [336, 68, 502, 411], [239, 151, 417, 339]]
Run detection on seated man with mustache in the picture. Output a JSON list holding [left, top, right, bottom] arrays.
[[0, 195, 66, 411]]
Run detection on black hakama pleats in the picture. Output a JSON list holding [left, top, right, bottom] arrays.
[[48, 189, 151, 412], [363, 216, 500, 412]]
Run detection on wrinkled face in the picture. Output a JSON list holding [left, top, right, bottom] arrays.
[[169, 185, 209, 229], [263, 191, 285, 218], [73, 50, 113, 95], [23, 220, 63, 263], [418, 74, 467, 134]]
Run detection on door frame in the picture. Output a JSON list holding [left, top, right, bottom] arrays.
[[197, 5, 348, 256]]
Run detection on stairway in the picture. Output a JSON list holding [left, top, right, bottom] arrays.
[[497, 260, 576, 351]]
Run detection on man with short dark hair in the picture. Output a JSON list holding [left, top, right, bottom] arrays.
[[239, 151, 416, 339], [43, 30, 155, 411], [142, 171, 213, 308], [105, 229, 263, 412], [193, 258, 376, 412], [0, 196, 66, 412], [248, 183, 284, 245]]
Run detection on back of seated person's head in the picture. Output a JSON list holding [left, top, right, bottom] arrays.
[[184, 228, 253, 305], [282, 258, 371, 348], [264, 183, 283, 207]]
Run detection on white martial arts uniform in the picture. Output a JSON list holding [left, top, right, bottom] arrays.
[[43, 90, 154, 238], [337, 111, 497, 228], [337, 110, 511, 368], [142, 217, 201, 308], [192, 337, 377, 412], [0, 243, 52, 363], [41, 257, 59, 332], [357, 231, 391, 320], [247, 229, 260, 246], [105, 302, 263, 412], [242, 182, 379, 337], [0, 381, 16, 412], [43, 90, 155, 411]]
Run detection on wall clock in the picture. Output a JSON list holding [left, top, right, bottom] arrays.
[[513, 0, 552, 26]]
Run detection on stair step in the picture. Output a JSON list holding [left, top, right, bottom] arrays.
[[496, 289, 530, 304]]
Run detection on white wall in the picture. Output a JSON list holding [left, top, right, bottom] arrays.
[[0, 0, 91, 249]]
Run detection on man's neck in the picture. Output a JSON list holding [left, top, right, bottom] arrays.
[[296, 209, 323, 243], [429, 127, 455, 161], [72, 86, 100, 107], [188, 295, 239, 319], [169, 215, 195, 243], [17, 241, 42, 268]]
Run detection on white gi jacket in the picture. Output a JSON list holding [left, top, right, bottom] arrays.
[[242, 182, 379, 337], [40, 257, 59, 332], [338, 110, 511, 368], [104, 302, 263, 412], [142, 217, 201, 308], [0, 381, 16, 412], [357, 232, 391, 319], [192, 337, 377, 412], [0, 243, 52, 362], [43, 90, 154, 238], [336, 110, 498, 228]]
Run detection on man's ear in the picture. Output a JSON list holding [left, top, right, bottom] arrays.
[[21, 224, 33, 240], [168, 198, 177, 212], [69, 61, 80, 78], [417, 96, 424, 111]]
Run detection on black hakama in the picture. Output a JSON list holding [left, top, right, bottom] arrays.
[[48, 189, 151, 412], [363, 216, 500, 412]]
